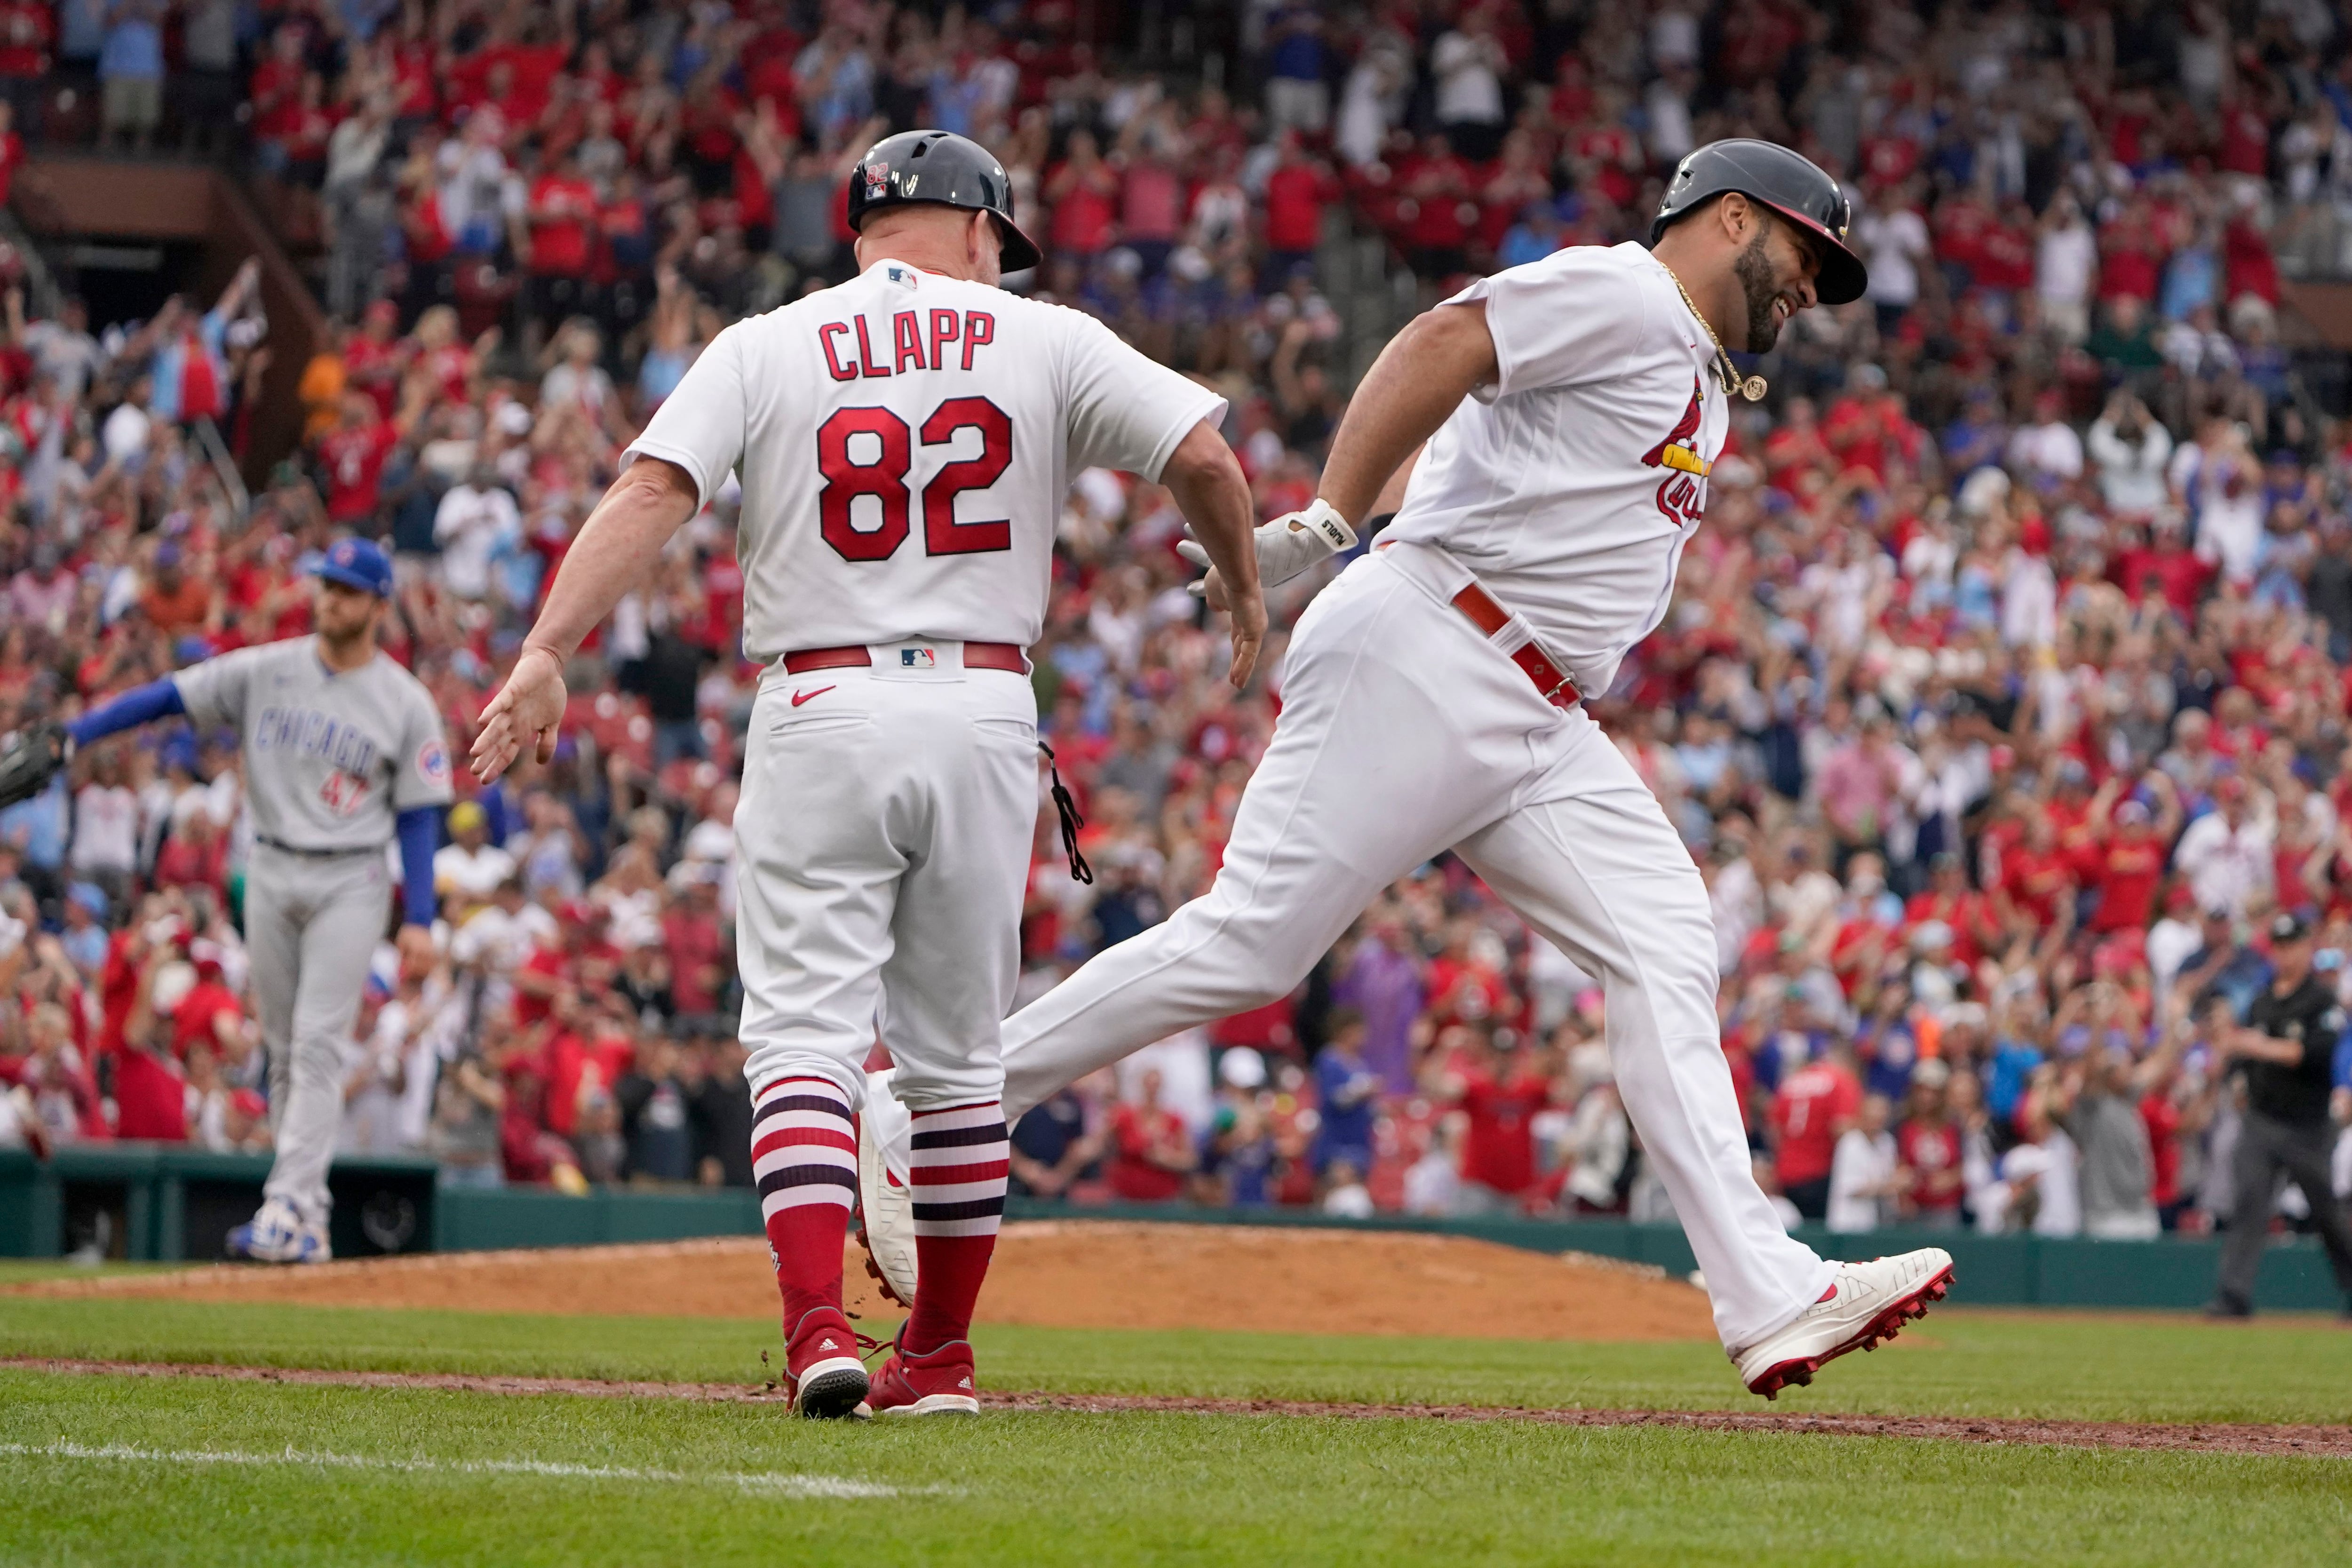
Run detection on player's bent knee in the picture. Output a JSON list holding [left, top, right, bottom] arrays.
[[1591, 878, 1717, 996], [1214, 941, 1313, 1014]]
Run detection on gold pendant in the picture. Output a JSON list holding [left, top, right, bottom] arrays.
[[1740, 374, 1768, 402]]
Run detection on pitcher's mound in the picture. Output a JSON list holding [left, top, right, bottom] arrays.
[[13, 1222, 1714, 1341]]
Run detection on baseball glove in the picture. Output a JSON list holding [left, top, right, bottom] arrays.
[[0, 722, 70, 809]]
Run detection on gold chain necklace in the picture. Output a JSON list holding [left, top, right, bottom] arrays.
[[1660, 263, 1768, 402]]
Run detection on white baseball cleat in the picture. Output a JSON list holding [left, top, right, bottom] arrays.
[[856, 1069, 920, 1306], [225, 1198, 332, 1265], [1730, 1248, 1954, 1400]]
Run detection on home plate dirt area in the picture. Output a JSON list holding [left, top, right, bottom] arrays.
[[11, 1223, 2350, 1459], [7, 1222, 1717, 1340]]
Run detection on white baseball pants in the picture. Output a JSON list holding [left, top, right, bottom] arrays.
[[996, 543, 1833, 1350], [246, 844, 389, 1225], [734, 645, 1037, 1113]]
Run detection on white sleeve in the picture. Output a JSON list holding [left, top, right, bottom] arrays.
[[1827, 1131, 1868, 1204], [432, 490, 467, 542], [1059, 314, 1228, 483], [1444, 247, 1651, 403], [2165, 440, 2200, 493], [624, 322, 750, 508]]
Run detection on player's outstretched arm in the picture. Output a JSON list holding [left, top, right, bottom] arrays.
[[66, 678, 189, 748], [0, 677, 195, 808], [1158, 419, 1266, 689], [470, 457, 699, 782], [1317, 302, 1499, 525]]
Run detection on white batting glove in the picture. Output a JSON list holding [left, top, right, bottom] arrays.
[[1179, 498, 1358, 597]]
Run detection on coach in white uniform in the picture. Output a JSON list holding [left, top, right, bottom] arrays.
[[864, 140, 1954, 1400], [471, 130, 1263, 1418]]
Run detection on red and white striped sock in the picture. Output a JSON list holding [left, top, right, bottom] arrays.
[[904, 1100, 1008, 1355], [751, 1077, 855, 1330]]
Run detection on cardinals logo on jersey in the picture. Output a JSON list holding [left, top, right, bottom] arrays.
[[1640, 376, 1710, 530]]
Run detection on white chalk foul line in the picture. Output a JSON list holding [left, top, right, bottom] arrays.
[[0, 1440, 936, 1498]]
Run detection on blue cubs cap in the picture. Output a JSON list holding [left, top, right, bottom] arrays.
[[313, 537, 393, 598]]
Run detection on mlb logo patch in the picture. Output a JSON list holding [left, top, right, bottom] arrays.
[[885, 264, 920, 289], [900, 648, 938, 669], [864, 161, 890, 199]]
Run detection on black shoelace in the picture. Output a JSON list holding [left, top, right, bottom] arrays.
[[1039, 741, 1094, 885]]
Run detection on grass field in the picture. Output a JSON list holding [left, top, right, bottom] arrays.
[[4, 1271, 2350, 1565]]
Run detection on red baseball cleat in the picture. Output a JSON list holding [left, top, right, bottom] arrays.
[[783, 1307, 872, 1420], [865, 1329, 980, 1417], [1731, 1248, 1955, 1400]]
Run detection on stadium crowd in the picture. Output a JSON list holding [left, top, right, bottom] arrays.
[[2, 0, 2352, 1268]]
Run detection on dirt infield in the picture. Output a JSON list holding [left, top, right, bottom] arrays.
[[5, 1224, 1717, 1342], [5, 1359, 2345, 1458]]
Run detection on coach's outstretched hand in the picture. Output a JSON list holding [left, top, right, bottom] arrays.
[[1192, 567, 1268, 688], [1223, 581, 1267, 692], [469, 645, 568, 783]]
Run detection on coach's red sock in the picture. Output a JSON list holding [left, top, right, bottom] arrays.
[[903, 1100, 1008, 1355], [751, 1077, 855, 1330]]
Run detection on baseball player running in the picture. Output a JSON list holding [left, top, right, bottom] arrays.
[[861, 141, 1953, 1399], [469, 129, 1264, 1418], [0, 538, 451, 1262]]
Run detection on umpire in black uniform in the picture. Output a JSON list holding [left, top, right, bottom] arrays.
[[2208, 912, 2352, 1318]]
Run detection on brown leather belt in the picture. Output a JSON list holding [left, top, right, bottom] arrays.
[[782, 641, 1028, 675], [1448, 584, 1582, 708]]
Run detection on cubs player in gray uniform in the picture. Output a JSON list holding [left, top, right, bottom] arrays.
[[59, 538, 452, 1261]]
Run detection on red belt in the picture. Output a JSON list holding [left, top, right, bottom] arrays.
[[782, 641, 1029, 675], [1448, 584, 1582, 708]]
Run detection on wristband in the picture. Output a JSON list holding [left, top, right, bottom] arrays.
[[1294, 498, 1358, 552]]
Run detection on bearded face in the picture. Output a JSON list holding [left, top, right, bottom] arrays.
[[1734, 219, 1785, 353]]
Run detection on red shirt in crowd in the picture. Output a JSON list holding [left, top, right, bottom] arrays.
[[0, 0, 52, 77], [2218, 98, 2271, 178], [1402, 149, 1473, 251], [111, 1050, 186, 1140], [2090, 832, 2167, 932], [1263, 159, 1335, 253], [1770, 1059, 1859, 1188], [342, 328, 402, 417], [170, 975, 244, 1061], [1903, 888, 1995, 969], [1457, 1067, 1550, 1197], [527, 174, 599, 276], [1897, 1117, 1964, 1216], [2116, 537, 2212, 613], [2096, 215, 2161, 302], [153, 826, 230, 898], [1107, 1101, 1189, 1202], [319, 418, 398, 522], [661, 906, 727, 1015], [1999, 844, 2074, 929], [1047, 160, 1118, 255]]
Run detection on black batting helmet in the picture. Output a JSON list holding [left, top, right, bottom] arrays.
[[846, 130, 1042, 272], [1651, 139, 1867, 306]]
